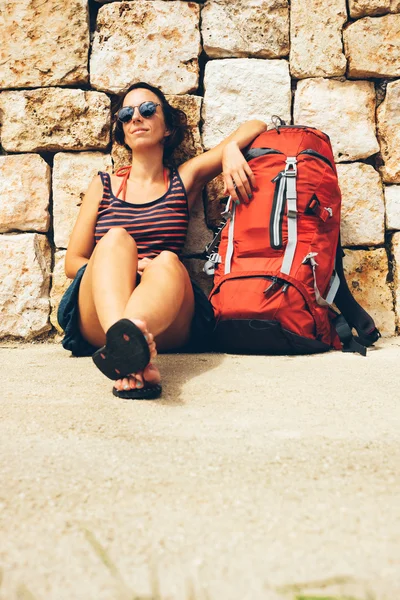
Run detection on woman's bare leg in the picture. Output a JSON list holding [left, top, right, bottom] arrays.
[[77, 228, 157, 391], [123, 250, 195, 347], [114, 251, 195, 393], [78, 227, 140, 346], [77, 231, 194, 391]]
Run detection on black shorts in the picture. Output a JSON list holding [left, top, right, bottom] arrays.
[[57, 264, 215, 357]]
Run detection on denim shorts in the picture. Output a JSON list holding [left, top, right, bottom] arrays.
[[57, 264, 215, 357]]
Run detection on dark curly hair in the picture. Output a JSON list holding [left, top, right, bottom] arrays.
[[112, 82, 188, 165]]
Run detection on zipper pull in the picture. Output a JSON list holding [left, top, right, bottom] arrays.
[[271, 171, 284, 183], [281, 283, 289, 293], [264, 276, 279, 294]]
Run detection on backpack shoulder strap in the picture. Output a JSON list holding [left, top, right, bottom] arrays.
[[334, 239, 381, 347]]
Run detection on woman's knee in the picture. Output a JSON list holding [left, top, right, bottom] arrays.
[[98, 227, 137, 250], [154, 251, 180, 267], [148, 251, 185, 276]]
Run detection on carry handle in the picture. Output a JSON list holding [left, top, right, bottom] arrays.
[[271, 115, 286, 133]]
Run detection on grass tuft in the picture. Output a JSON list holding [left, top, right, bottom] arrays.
[[83, 527, 158, 600]]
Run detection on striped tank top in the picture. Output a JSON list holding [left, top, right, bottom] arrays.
[[95, 168, 189, 259]]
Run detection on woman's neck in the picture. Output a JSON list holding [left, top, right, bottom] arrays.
[[129, 150, 165, 183]]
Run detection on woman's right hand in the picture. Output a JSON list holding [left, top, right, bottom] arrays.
[[222, 141, 256, 205]]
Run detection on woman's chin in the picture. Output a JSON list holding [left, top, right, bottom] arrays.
[[126, 138, 163, 152]]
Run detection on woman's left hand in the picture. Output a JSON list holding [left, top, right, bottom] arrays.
[[222, 141, 256, 205], [138, 257, 152, 275]]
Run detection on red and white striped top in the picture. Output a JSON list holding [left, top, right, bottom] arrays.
[[95, 168, 189, 260]]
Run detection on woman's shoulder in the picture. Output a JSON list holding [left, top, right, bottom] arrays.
[[86, 172, 105, 193], [176, 157, 198, 190], [96, 170, 111, 181]]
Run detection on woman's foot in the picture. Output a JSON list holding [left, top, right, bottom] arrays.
[[113, 319, 161, 393]]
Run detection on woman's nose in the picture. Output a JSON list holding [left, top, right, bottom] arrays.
[[132, 107, 143, 121]]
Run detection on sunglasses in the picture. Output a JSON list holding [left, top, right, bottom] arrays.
[[117, 101, 161, 123]]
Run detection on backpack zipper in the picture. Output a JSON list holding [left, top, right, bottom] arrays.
[[264, 275, 291, 295], [272, 124, 331, 141], [213, 274, 286, 295], [298, 149, 334, 171], [245, 148, 284, 162]]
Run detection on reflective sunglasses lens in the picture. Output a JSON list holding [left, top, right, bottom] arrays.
[[139, 102, 157, 118], [118, 107, 134, 123]]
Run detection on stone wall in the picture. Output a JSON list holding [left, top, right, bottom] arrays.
[[0, 0, 399, 340]]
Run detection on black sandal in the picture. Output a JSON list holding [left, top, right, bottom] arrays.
[[112, 383, 162, 400], [92, 319, 150, 380]]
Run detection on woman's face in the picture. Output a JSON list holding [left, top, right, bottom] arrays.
[[121, 88, 170, 152]]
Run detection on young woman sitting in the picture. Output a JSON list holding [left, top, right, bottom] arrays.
[[58, 82, 266, 399]]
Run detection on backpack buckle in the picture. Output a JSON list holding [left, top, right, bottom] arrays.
[[203, 253, 222, 276], [284, 157, 297, 177], [209, 252, 222, 264]]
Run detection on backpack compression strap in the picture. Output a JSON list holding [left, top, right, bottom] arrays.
[[333, 241, 381, 351], [280, 157, 298, 276], [302, 252, 341, 307], [224, 198, 236, 274], [333, 314, 368, 356]]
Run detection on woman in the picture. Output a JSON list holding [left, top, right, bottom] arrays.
[[58, 82, 267, 399]]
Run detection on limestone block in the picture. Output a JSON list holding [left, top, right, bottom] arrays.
[[344, 15, 400, 78], [294, 78, 379, 162], [0, 0, 89, 89], [0, 89, 111, 153], [168, 94, 203, 166], [377, 80, 400, 183], [337, 163, 385, 247], [90, 1, 201, 95], [391, 232, 400, 329], [290, 0, 347, 78], [112, 95, 203, 169], [201, 0, 289, 59], [343, 248, 395, 336], [385, 185, 400, 230], [0, 155, 50, 233], [348, 0, 390, 17], [0, 234, 51, 339], [202, 59, 291, 149], [53, 152, 113, 249], [50, 251, 69, 333], [348, 0, 400, 16], [111, 144, 131, 173]]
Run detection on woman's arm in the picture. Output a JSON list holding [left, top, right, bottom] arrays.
[[64, 175, 103, 279], [179, 119, 267, 206]]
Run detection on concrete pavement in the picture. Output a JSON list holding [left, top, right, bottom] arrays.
[[1, 339, 400, 600]]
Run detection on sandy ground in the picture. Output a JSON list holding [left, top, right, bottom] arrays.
[[0, 339, 400, 600]]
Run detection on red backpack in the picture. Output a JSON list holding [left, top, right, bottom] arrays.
[[204, 120, 380, 355]]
